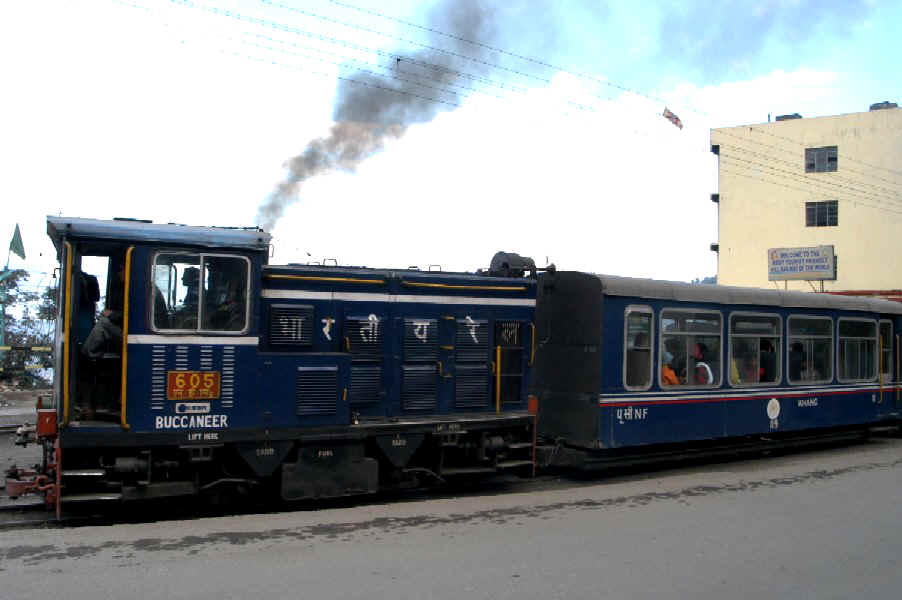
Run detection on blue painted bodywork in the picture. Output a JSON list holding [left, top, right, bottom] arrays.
[[597, 294, 902, 449], [50, 218, 535, 445]]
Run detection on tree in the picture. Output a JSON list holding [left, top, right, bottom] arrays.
[[691, 276, 717, 285], [1, 269, 56, 387]]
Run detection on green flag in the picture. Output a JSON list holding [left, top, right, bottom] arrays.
[[10, 224, 25, 260]]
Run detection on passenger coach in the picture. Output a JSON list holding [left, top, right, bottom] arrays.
[[532, 271, 902, 462]]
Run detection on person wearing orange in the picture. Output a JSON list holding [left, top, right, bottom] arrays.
[[661, 350, 680, 385]]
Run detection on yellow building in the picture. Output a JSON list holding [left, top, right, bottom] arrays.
[[710, 103, 902, 296]]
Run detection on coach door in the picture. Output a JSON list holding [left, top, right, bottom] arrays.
[[62, 241, 130, 425], [493, 320, 526, 410]]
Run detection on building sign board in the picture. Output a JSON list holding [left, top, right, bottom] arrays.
[[768, 246, 836, 281]]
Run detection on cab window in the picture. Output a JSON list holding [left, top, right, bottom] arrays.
[[153, 253, 250, 333]]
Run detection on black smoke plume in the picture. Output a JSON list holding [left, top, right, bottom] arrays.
[[256, 0, 499, 232]]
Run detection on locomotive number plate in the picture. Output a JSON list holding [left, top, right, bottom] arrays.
[[167, 371, 221, 400]]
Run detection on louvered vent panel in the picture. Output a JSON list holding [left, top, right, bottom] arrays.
[[270, 304, 314, 346], [403, 318, 438, 361], [345, 316, 383, 358], [349, 365, 381, 405], [456, 318, 489, 362], [296, 367, 338, 415], [455, 364, 489, 409], [401, 365, 438, 411], [495, 320, 522, 346]]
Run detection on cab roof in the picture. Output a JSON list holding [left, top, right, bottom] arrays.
[[47, 216, 271, 251]]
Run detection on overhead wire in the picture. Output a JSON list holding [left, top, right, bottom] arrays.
[[114, 0, 466, 110], [718, 153, 892, 210], [117, 0, 900, 205], [324, 0, 692, 113], [235, 31, 537, 105], [718, 146, 902, 207], [717, 160, 902, 219], [748, 125, 902, 178], [161, 0, 606, 114], [280, 0, 902, 194], [715, 128, 902, 194]]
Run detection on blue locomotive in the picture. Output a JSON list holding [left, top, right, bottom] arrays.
[[8, 217, 537, 509], [532, 271, 902, 467]]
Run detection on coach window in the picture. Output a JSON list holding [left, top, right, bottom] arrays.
[[837, 318, 877, 383], [787, 316, 833, 384], [660, 309, 722, 387], [624, 307, 653, 390], [152, 253, 250, 333], [880, 320, 893, 381], [729, 313, 781, 386]]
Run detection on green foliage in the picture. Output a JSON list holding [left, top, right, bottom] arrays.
[[1, 269, 56, 387], [691, 276, 717, 285]]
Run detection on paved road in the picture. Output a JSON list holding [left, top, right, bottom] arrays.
[[2, 438, 901, 600]]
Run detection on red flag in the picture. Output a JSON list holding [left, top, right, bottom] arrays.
[[662, 107, 683, 130]]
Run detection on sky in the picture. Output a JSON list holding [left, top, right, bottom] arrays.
[[1, 0, 899, 293]]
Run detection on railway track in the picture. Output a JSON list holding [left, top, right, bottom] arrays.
[[1, 428, 897, 531]]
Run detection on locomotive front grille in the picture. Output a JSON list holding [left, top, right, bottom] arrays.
[[296, 366, 339, 415]]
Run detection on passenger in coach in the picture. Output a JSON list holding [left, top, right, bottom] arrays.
[[661, 350, 680, 386], [692, 343, 714, 384]]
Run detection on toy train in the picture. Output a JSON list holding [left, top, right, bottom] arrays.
[[6, 217, 901, 512]]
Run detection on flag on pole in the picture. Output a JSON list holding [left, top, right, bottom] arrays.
[[9, 224, 25, 260], [662, 107, 683, 130]]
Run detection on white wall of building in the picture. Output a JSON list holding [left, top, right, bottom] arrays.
[[711, 106, 902, 291]]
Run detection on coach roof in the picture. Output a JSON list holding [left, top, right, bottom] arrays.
[[597, 273, 902, 315], [47, 216, 271, 251]]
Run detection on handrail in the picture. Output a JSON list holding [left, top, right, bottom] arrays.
[[495, 345, 502, 415], [529, 323, 536, 366], [120, 246, 134, 430], [879, 335, 884, 404], [62, 241, 73, 427], [402, 281, 526, 292], [263, 274, 385, 285]]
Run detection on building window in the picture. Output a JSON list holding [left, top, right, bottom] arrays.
[[806, 201, 838, 227], [805, 146, 838, 172]]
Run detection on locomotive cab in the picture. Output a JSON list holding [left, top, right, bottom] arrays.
[[48, 217, 268, 432]]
